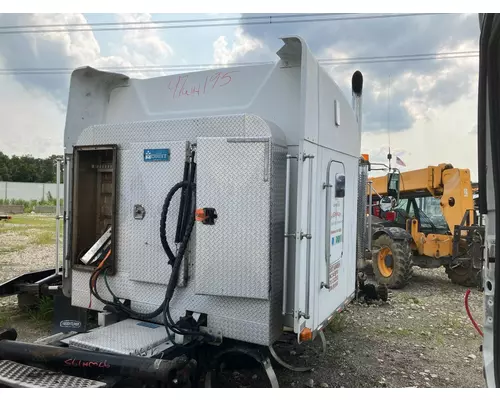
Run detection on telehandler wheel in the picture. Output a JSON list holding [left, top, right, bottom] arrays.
[[372, 235, 413, 289], [444, 263, 482, 288]]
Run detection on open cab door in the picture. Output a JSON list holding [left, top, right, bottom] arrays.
[[387, 170, 401, 204], [478, 13, 500, 388]]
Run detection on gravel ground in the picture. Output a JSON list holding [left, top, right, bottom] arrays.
[[0, 214, 59, 341], [0, 216, 486, 388], [272, 267, 485, 388]]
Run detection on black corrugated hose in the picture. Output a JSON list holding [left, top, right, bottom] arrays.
[[89, 151, 212, 342]]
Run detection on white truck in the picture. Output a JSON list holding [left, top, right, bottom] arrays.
[[0, 35, 365, 388], [478, 13, 500, 388]]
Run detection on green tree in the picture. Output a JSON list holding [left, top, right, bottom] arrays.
[[0, 152, 63, 183]]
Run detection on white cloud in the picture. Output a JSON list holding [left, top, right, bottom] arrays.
[[213, 27, 263, 65], [114, 13, 174, 68], [0, 13, 101, 68], [0, 13, 177, 156], [0, 74, 65, 157], [362, 94, 479, 181], [0, 12, 481, 173]]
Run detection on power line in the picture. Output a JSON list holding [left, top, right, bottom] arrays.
[[0, 55, 479, 76], [0, 54, 479, 76], [0, 13, 445, 35], [328, 53, 479, 65], [0, 50, 479, 76], [319, 50, 478, 64], [0, 13, 348, 30]]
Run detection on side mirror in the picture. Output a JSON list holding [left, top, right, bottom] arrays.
[[335, 174, 345, 198], [387, 172, 400, 202]]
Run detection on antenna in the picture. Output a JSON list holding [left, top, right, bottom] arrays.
[[387, 75, 392, 171]]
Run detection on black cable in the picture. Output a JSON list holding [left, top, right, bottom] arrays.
[[175, 160, 191, 243], [180, 152, 196, 241], [90, 255, 167, 320], [161, 183, 211, 339], [160, 181, 188, 265], [89, 181, 183, 319], [88, 152, 210, 341]]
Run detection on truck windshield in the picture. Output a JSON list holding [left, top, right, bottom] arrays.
[[417, 197, 449, 233], [393, 197, 449, 233]]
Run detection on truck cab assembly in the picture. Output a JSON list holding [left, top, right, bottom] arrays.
[[0, 36, 365, 388]]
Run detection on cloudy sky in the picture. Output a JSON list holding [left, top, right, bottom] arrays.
[[0, 13, 480, 179]]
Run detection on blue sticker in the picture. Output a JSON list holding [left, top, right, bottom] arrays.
[[331, 235, 343, 246], [136, 321, 160, 329], [144, 148, 170, 162]]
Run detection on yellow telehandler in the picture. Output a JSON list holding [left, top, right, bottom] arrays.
[[365, 163, 484, 289]]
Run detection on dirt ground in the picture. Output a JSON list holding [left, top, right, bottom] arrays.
[[0, 214, 486, 388], [274, 267, 485, 388]]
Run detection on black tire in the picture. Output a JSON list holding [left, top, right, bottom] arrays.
[[371, 235, 413, 289], [445, 263, 482, 287], [376, 284, 389, 302]]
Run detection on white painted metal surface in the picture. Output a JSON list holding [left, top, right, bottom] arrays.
[[63, 35, 361, 348]]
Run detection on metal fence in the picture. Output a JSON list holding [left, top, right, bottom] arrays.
[[0, 181, 64, 201]]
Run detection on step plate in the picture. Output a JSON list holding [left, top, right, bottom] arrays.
[[0, 360, 106, 388], [68, 319, 173, 356]]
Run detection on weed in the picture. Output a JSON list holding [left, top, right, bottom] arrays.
[[27, 296, 54, 324], [399, 293, 421, 304], [33, 231, 56, 246], [435, 334, 445, 346], [328, 313, 347, 333], [439, 314, 464, 330]]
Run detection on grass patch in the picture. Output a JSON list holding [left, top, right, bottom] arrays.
[[0, 214, 61, 250], [0, 225, 36, 234], [33, 231, 56, 246], [0, 244, 27, 255], [2, 214, 56, 227], [327, 312, 347, 333], [435, 333, 445, 346], [0, 308, 17, 326], [0, 297, 54, 328], [27, 296, 54, 324], [437, 314, 464, 330], [399, 293, 421, 304]]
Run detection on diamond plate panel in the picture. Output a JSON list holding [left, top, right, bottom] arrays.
[[77, 115, 273, 147], [69, 319, 170, 356], [71, 114, 287, 346], [0, 360, 106, 388], [124, 141, 188, 285], [268, 143, 288, 342], [195, 137, 271, 299]]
